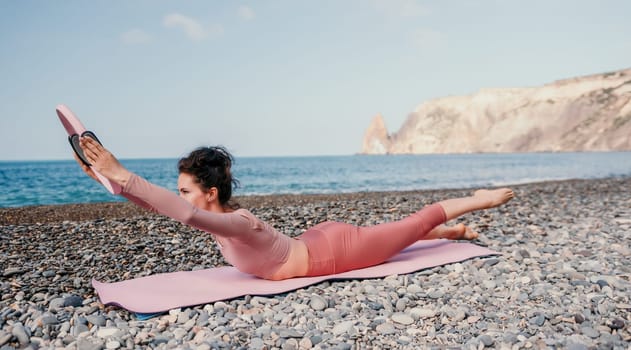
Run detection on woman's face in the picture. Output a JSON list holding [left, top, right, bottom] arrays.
[[177, 172, 210, 209]]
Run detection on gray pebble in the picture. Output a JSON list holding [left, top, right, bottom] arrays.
[[502, 332, 518, 344], [310, 335, 322, 345], [581, 327, 599, 339], [196, 311, 209, 327], [362, 285, 377, 294], [249, 337, 265, 349], [479, 335, 494, 347], [279, 329, 304, 338], [606, 317, 625, 330], [566, 340, 589, 350], [75, 316, 88, 325], [64, 295, 83, 307], [428, 290, 444, 299], [0, 332, 12, 347], [96, 327, 119, 338], [529, 314, 545, 326], [309, 295, 327, 311], [395, 298, 407, 311], [596, 279, 609, 288], [173, 328, 187, 340], [3, 267, 26, 277], [299, 337, 312, 349], [255, 325, 271, 338], [332, 321, 354, 336], [41, 315, 59, 326], [151, 337, 169, 346], [86, 315, 106, 327], [484, 258, 500, 266], [48, 298, 65, 311], [391, 313, 414, 325], [11, 323, 29, 346], [105, 340, 121, 349], [482, 280, 496, 289], [73, 324, 90, 336], [176, 310, 191, 324], [376, 323, 395, 335], [406, 284, 422, 294], [366, 301, 383, 310], [453, 310, 466, 322], [59, 321, 71, 334], [283, 338, 299, 350], [77, 338, 105, 350]]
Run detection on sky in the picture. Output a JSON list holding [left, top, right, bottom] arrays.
[[1, 0, 630, 160]]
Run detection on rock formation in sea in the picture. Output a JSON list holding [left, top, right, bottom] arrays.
[[361, 68, 631, 154]]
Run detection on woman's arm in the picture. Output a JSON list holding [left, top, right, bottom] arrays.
[[78, 136, 254, 236], [119, 191, 160, 214], [122, 173, 254, 236]]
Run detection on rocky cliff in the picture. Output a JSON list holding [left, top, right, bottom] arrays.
[[361, 68, 631, 154]]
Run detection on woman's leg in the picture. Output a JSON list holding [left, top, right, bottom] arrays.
[[329, 188, 514, 273], [423, 223, 479, 240], [423, 188, 514, 242], [439, 188, 514, 221], [423, 188, 515, 240], [331, 203, 447, 273]]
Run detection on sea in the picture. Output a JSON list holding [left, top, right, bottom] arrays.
[[1, 152, 630, 208]]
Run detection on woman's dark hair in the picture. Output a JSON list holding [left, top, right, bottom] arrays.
[[178, 146, 240, 209]]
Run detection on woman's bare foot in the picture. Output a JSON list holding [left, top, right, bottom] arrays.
[[473, 188, 515, 209], [423, 223, 479, 240]]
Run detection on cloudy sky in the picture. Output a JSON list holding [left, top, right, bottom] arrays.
[[1, 0, 629, 160]]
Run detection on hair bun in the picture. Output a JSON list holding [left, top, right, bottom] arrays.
[[177, 146, 240, 209]]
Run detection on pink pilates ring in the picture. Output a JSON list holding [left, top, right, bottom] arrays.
[[56, 104, 122, 195]]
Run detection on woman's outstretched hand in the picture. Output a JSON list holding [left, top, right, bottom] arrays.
[[73, 151, 101, 184], [79, 136, 132, 187]]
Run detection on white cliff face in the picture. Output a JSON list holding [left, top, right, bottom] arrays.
[[361, 68, 631, 154]]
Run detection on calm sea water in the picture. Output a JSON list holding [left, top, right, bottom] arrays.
[[1, 152, 630, 208]]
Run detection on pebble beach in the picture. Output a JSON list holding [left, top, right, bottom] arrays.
[[1, 177, 630, 349]]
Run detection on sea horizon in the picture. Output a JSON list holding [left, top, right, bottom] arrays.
[[2, 149, 630, 163]]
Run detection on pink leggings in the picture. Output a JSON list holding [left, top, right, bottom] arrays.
[[297, 203, 447, 276]]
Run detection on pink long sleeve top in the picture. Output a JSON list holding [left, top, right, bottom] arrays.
[[120, 173, 292, 279]]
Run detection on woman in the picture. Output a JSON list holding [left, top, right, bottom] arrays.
[[76, 137, 514, 281]]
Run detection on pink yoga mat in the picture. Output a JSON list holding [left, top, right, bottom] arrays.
[[93, 240, 498, 313]]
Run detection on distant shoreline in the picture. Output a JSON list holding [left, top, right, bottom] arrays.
[[2, 176, 628, 225], [2, 149, 631, 163]]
